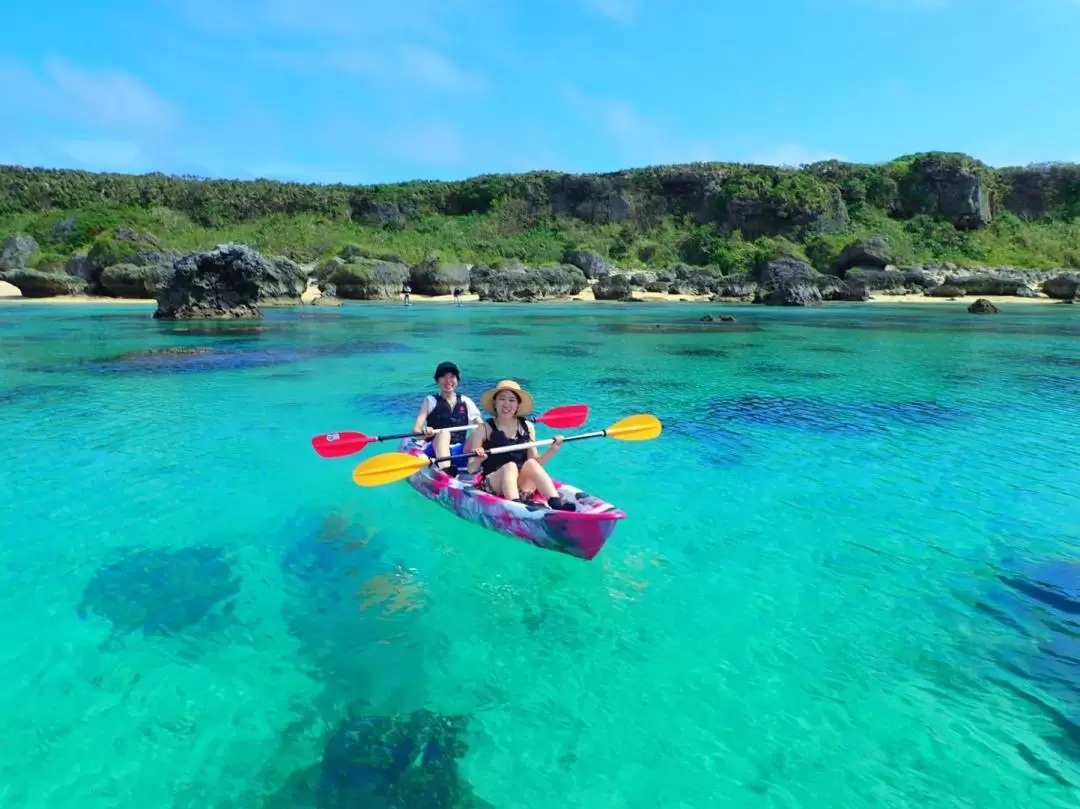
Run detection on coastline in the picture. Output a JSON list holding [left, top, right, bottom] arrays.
[[0, 281, 1068, 307]]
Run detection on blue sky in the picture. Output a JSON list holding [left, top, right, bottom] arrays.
[[1, 0, 1077, 184]]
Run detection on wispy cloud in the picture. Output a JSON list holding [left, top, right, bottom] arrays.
[[164, 0, 468, 41], [325, 45, 486, 93], [583, 0, 639, 24], [563, 89, 718, 166], [0, 57, 177, 132]]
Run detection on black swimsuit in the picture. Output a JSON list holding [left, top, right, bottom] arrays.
[[479, 417, 529, 488]]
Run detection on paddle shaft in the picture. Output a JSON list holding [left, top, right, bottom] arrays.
[[376, 411, 558, 444], [429, 428, 608, 465], [377, 423, 477, 443], [378, 410, 574, 442]]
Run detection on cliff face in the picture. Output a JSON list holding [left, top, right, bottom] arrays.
[[1, 152, 1077, 236]]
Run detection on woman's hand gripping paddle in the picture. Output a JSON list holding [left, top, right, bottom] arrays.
[[310, 404, 590, 459], [351, 413, 663, 487]]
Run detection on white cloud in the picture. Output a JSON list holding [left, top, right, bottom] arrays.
[[164, 0, 469, 41], [248, 43, 484, 94], [399, 45, 486, 93], [583, 0, 639, 24], [44, 59, 177, 130], [324, 45, 486, 93], [562, 89, 720, 166], [0, 57, 177, 132]]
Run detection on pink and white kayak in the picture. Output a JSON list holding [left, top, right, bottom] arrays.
[[400, 436, 625, 560]]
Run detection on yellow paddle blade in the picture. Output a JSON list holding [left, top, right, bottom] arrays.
[[352, 452, 430, 487], [605, 414, 663, 441]]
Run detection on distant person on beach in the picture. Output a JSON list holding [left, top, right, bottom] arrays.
[[402, 282, 411, 306], [412, 361, 481, 472], [452, 287, 463, 306]]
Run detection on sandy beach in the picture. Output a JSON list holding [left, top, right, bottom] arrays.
[[0, 280, 1068, 307], [864, 293, 1064, 305]]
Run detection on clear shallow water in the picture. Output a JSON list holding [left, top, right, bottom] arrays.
[[1, 299, 1079, 808]]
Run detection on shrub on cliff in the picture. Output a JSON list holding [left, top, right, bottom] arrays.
[[2, 153, 1079, 277]]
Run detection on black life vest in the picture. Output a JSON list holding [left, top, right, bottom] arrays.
[[426, 393, 471, 430], [480, 417, 529, 477]]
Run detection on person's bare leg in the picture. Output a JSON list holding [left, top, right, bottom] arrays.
[[433, 430, 452, 470], [518, 458, 559, 500], [491, 463, 520, 500]]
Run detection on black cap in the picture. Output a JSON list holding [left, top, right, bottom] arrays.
[[434, 361, 460, 381]]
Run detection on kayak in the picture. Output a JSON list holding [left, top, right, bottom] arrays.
[[400, 436, 625, 560]]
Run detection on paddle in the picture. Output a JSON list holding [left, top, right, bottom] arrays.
[[351, 414, 662, 488], [310, 404, 590, 459]]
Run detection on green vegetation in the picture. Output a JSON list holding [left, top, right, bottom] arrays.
[[2, 152, 1079, 275]]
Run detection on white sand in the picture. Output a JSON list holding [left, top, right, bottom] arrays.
[[865, 292, 1063, 305], [0, 280, 1065, 307]]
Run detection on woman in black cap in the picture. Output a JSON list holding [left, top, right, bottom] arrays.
[[411, 361, 482, 471]]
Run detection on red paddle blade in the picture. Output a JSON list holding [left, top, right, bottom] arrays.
[[311, 431, 375, 458], [534, 404, 589, 429]]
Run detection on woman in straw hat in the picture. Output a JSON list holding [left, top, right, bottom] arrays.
[[465, 379, 576, 511]]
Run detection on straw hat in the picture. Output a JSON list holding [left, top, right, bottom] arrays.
[[480, 379, 534, 417]]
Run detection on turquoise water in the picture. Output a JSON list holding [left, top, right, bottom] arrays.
[[1, 298, 1079, 808]]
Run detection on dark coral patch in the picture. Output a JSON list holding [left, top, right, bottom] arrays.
[[267, 709, 493, 809], [666, 347, 730, 359], [76, 545, 241, 637]]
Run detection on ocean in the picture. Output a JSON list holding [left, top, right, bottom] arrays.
[[1, 299, 1078, 808]]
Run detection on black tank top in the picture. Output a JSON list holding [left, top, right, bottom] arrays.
[[480, 417, 529, 476]]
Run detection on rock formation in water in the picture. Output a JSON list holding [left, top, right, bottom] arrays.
[[967, 297, 1000, 313], [76, 545, 241, 638], [153, 243, 276, 319], [266, 708, 494, 808]]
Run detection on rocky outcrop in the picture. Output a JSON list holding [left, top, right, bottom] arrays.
[[99, 263, 171, 298], [968, 298, 999, 313], [896, 154, 992, 229], [321, 259, 409, 300], [260, 256, 307, 304], [469, 261, 588, 301], [999, 163, 1080, 220], [845, 267, 935, 294], [713, 273, 758, 301], [949, 274, 1035, 296], [408, 255, 470, 295], [724, 188, 849, 241], [926, 283, 965, 297], [546, 169, 849, 240], [1042, 273, 1079, 300], [563, 249, 611, 279], [0, 233, 37, 270], [749, 255, 823, 306], [831, 236, 892, 275], [153, 243, 268, 320], [0, 268, 87, 297], [817, 275, 871, 302], [592, 274, 634, 301], [77, 228, 181, 295], [87, 229, 171, 269], [710, 256, 867, 305]]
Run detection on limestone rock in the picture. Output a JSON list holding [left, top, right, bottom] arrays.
[[0, 233, 38, 271], [153, 243, 268, 320]]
